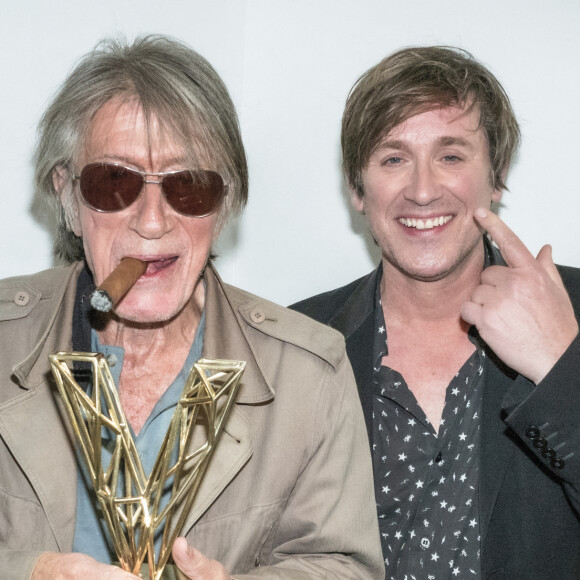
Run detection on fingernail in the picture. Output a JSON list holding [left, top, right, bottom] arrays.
[[475, 207, 489, 219]]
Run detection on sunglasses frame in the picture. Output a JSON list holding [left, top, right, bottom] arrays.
[[73, 162, 227, 218]]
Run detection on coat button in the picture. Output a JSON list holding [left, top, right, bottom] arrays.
[[250, 309, 266, 324], [533, 438, 548, 449], [542, 448, 557, 459], [14, 291, 30, 306], [551, 458, 565, 469], [525, 426, 540, 439]]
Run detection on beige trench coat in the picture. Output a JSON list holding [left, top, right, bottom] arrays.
[[0, 262, 383, 579]]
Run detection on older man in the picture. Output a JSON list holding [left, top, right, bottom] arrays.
[[293, 47, 580, 579], [0, 36, 383, 579]]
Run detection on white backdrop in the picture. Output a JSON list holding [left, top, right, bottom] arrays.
[[1, 0, 579, 306]]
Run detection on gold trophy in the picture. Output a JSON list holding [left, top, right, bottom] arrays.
[[50, 351, 245, 580]]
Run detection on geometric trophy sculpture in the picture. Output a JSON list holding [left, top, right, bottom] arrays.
[[49, 352, 245, 580]]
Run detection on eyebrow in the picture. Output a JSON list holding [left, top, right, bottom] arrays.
[[436, 136, 476, 150], [375, 139, 407, 152], [375, 135, 477, 153]]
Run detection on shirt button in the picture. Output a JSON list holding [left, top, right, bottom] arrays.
[[250, 309, 266, 324], [14, 291, 30, 306], [420, 537, 430, 549]]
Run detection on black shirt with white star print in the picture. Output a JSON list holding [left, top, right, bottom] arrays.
[[372, 277, 486, 580]]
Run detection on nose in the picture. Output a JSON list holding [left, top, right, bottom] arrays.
[[404, 160, 442, 205], [129, 181, 172, 239]]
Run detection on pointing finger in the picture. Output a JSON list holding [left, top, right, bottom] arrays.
[[473, 207, 534, 268], [536, 244, 566, 287]]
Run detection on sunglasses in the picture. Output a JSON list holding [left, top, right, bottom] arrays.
[[74, 163, 226, 217]]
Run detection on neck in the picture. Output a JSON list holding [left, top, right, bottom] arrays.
[[381, 245, 484, 331], [96, 283, 204, 360], [380, 249, 483, 432]]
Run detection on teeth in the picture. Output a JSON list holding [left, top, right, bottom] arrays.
[[399, 215, 452, 230]]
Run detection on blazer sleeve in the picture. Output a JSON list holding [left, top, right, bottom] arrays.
[[501, 333, 580, 513]]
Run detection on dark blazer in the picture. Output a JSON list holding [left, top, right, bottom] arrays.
[[292, 257, 580, 580]]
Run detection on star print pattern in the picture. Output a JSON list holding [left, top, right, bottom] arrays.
[[372, 284, 484, 579]]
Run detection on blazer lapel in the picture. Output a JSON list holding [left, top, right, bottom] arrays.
[[479, 355, 516, 539], [328, 267, 379, 443], [345, 317, 375, 442]]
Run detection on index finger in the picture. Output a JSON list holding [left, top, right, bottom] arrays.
[[474, 207, 535, 268]]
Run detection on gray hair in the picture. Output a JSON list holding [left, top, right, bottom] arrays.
[[35, 34, 248, 262]]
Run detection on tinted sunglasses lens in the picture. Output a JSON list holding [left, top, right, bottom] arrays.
[[163, 170, 225, 216], [80, 164, 142, 212]]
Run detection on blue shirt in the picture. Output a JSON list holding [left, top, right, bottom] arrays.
[[72, 311, 205, 563]]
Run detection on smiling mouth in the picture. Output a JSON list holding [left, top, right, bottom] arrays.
[[398, 215, 453, 230]]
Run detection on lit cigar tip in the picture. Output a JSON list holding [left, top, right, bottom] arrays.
[[90, 289, 113, 312], [89, 257, 148, 312]]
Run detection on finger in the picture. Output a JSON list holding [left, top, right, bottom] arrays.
[[460, 300, 483, 327], [172, 538, 219, 579], [473, 207, 535, 268], [480, 265, 508, 286], [536, 244, 565, 287], [172, 537, 194, 573], [470, 283, 497, 307]]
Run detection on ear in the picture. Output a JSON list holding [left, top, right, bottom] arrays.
[[52, 165, 82, 237], [492, 165, 510, 203], [350, 187, 365, 213], [52, 164, 68, 195]]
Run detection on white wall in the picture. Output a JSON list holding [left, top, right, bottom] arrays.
[[2, 0, 579, 305]]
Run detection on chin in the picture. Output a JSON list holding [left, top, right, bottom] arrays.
[[391, 254, 461, 283], [408, 269, 455, 283], [116, 310, 175, 326], [114, 298, 183, 325]]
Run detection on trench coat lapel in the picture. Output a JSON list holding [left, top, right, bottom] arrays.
[[179, 406, 253, 533], [180, 264, 272, 532]]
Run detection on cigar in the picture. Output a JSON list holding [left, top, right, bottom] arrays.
[[89, 257, 148, 312]]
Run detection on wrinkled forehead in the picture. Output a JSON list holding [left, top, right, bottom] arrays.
[[78, 96, 215, 169]]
